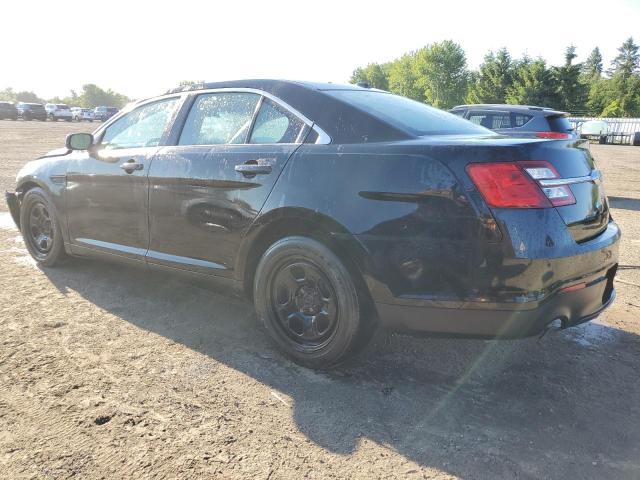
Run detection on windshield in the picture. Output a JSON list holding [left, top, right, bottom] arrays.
[[326, 90, 492, 136]]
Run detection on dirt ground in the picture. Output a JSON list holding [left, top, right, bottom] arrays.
[[0, 120, 639, 479]]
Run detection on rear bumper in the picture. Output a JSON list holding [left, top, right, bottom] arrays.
[[376, 266, 617, 338], [22, 113, 47, 120], [374, 220, 620, 338]]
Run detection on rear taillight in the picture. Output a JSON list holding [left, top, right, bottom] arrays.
[[518, 161, 576, 207], [466, 161, 576, 209], [535, 131, 570, 139]]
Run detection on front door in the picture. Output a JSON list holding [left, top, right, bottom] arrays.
[[147, 92, 307, 276], [66, 97, 181, 260]]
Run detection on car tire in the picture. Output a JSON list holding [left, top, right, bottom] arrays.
[[20, 188, 67, 267], [254, 236, 365, 369]]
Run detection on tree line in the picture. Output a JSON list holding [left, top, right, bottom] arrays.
[[0, 84, 130, 108], [351, 38, 640, 117]]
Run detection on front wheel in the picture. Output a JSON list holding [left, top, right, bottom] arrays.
[[254, 236, 365, 369], [20, 188, 67, 267]]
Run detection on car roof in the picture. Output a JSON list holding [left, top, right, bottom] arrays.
[[170, 79, 407, 143], [450, 104, 567, 116]]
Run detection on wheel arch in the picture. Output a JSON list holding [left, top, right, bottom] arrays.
[[238, 207, 375, 309]]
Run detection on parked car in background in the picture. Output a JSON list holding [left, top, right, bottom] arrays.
[[578, 120, 610, 144], [93, 106, 118, 121], [45, 104, 73, 121], [71, 107, 94, 122], [16, 102, 47, 121], [450, 104, 576, 139], [0, 101, 19, 120]]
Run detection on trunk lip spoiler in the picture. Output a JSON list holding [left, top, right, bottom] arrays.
[[538, 170, 601, 187]]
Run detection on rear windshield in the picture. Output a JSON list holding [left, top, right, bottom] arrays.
[[57, 104, 70, 109], [326, 90, 491, 136], [547, 115, 573, 133], [107, 107, 118, 113]]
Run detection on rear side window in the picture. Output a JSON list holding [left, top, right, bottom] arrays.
[[179, 93, 260, 145], [468, 111, 511, 129], [249, 98, 305, 144], [513, 113, 533, 127], [547, 115, 573, 133], [326, 90, 490, 136]]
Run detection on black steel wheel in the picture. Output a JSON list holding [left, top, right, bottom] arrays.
[[271, 260, 339, 350], [254, 236, 365, 369], [20, 188, 67, 266]]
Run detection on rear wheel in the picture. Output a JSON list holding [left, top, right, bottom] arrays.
[[20, 188, 67, 267], [254, 236, 365, 369]]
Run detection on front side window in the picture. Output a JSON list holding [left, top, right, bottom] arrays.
[[179, 93, 260, 145], [249, 98, 305, 144], [101, 98, 178, 150]]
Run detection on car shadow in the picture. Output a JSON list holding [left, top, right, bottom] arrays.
[[609, 196, 640, 212], [41, 258, 640, 479]]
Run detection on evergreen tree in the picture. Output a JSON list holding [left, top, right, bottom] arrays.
[[582, 47, 603, 79], [507, 58, 559, 108], [467, 48, 513, 104], [608, 37, 639, 79], [552, 45, 587, 113]]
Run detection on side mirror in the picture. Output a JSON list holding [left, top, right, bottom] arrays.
[[66, 132, 94, 151]]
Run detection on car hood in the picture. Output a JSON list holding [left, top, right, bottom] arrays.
[[38, 147, 70, 159]]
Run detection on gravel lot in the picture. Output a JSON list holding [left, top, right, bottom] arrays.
[[1, 120, 639, 479]]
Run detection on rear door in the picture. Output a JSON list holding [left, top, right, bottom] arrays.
[[147, 91, 309, 276]]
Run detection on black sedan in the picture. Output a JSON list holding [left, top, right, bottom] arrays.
[[6, 80, 620, 369]]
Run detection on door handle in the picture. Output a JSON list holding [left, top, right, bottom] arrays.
[[235, 161, 273, 176], [120, 159, 144, 173]]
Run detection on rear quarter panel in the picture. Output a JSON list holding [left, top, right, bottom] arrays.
[[249, 137, 616, 307], [250, 143, 487, 304]]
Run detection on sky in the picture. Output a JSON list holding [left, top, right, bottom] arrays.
[[1, 0, 639, 100]]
